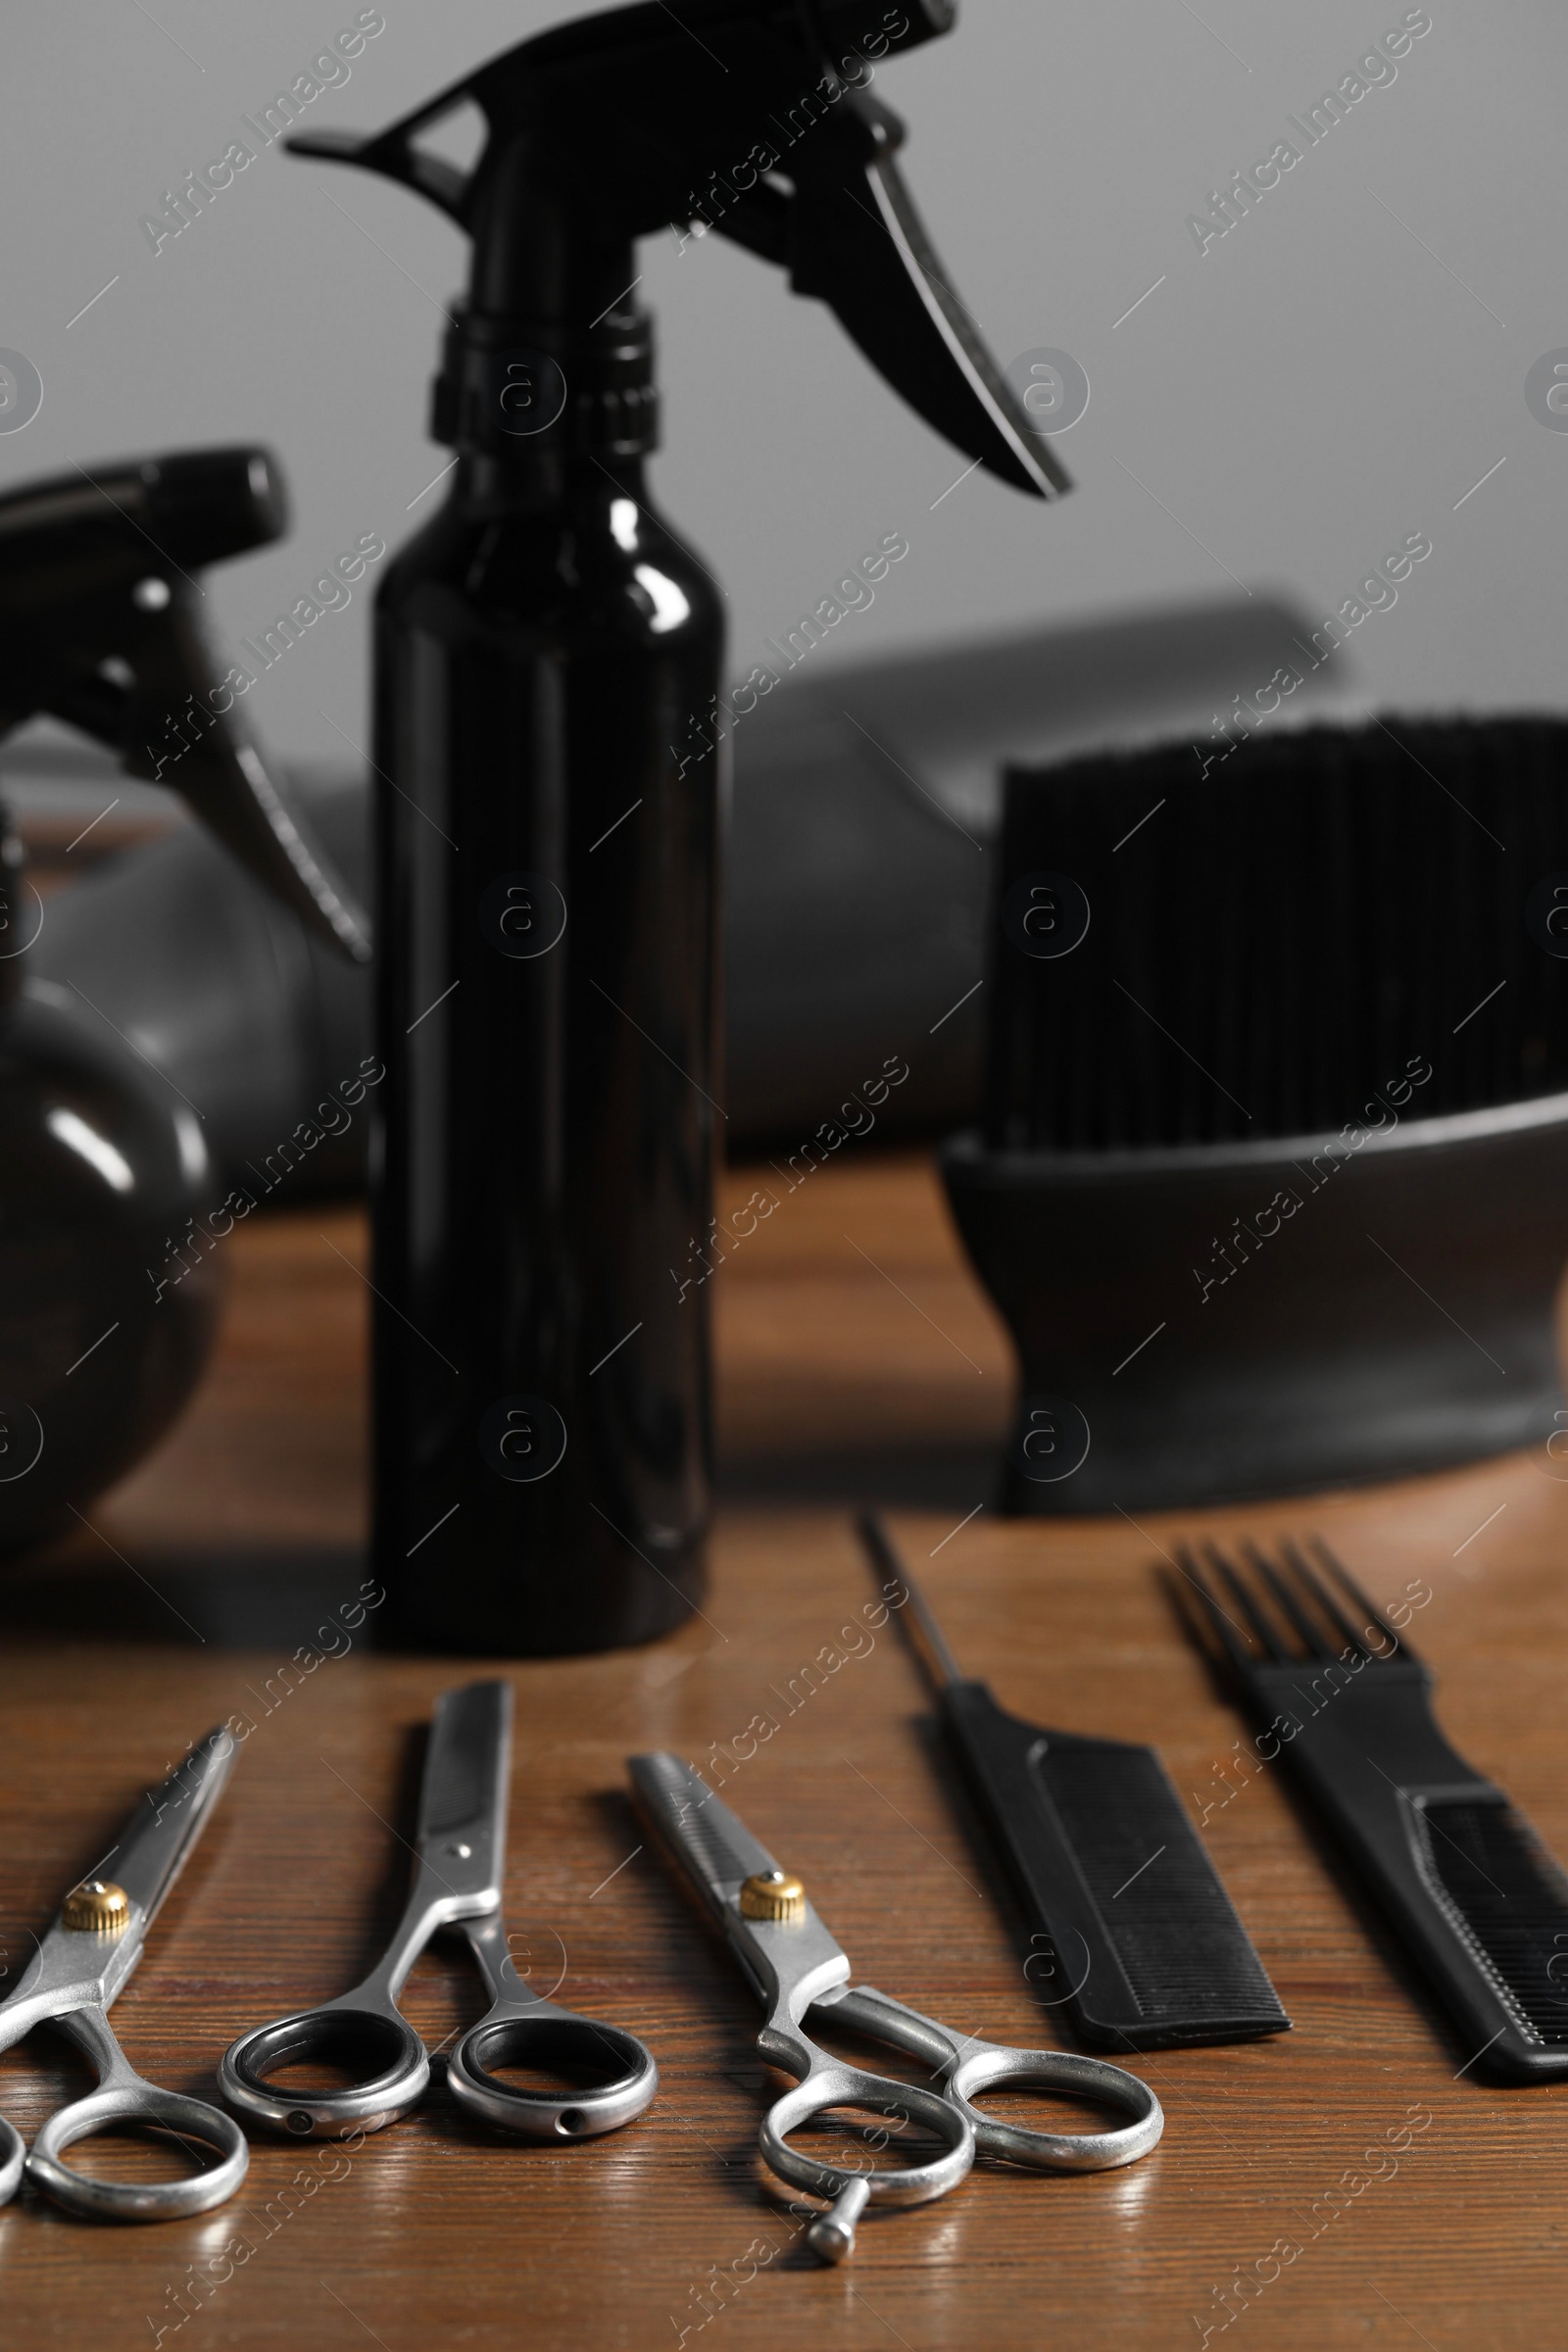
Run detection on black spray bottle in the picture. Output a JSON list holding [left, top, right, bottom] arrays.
[[0, 447, 368, 1549], [292, 0, 1064, 1654]]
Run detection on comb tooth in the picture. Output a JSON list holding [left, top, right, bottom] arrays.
[[1242, 1540, 1328, 1660], [1277, 1536, 1372, 1657], [1172, 1546, 1253, 1673], [1202, 1544, 1289, 1662], [1308, 1536, 1415, 1661]]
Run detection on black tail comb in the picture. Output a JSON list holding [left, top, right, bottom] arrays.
[[862, 1515, 1289, 2050]]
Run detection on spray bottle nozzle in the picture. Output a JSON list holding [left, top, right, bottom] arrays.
[[287, 0, 1068, 501], [0, 448, 370, 962]]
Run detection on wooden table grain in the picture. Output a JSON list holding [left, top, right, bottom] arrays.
[[1, 1150, 1564, 2350]]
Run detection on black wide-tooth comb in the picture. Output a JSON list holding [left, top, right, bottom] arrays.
[[1175, 1536, 1568, 2080], [861, 1515, 1289, 2049]]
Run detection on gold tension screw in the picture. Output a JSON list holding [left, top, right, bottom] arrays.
[[739, 1870, 806, 1923], [62, 1880, 130, 1936]]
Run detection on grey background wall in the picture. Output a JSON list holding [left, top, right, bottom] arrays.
[[2, 1, 1560, 767]]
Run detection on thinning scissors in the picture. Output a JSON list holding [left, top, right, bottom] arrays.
[[631, 1752, 1162, 2262], [0, 1725, 249, 2221], [222, 1681, 658, 2140]]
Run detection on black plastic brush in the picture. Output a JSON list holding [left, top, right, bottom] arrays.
[[941, 716, 1568, 1509], [859, 1514, 1290, 2049]]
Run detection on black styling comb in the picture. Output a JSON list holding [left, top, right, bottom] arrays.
[[1177, 1536, 1568, 2081], [859, 1515, 1289, 2049]]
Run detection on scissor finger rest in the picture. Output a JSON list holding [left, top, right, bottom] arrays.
[[446, 2007, 658, 2138], [26, 2081, 250, 2224], [760, 2059, 973, 2209], [829, 1985, 1163, 2172], [949, 2044, 1164, 2171], [220, 2003, 429, 2137]]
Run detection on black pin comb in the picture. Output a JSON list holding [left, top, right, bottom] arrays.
[[1176, 1536, 1568, 2080], [860, 1515, 1289, 2049]]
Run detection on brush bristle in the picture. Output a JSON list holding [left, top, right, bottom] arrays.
[[986, 718, 1568, 1151]]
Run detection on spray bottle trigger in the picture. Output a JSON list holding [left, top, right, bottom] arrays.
[[760, 96, 1070, 503], [287, 124, 468, 223], [0, 447, 372, 964]]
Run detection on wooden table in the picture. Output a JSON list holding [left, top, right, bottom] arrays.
[[3, 1151, 1564, 2349]]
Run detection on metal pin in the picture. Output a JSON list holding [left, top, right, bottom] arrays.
[[807, 2173, 871, 2263]]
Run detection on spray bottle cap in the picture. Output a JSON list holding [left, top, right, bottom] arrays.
[[0, 447, 370, 961], [288, 0, 1068, 500]]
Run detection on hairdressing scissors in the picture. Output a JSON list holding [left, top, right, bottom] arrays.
[[630, 1752, 1162, 2262], [0, 1725, 249, 2221], [222, 1681, 658, 2141]]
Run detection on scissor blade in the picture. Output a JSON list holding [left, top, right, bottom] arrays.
[[103, 1724, 236, 1931], [628, 1753, 784, 1923], [630, 1755, 854, 2023], [0, 1724, 239, 2036], [415, 1681, 509, 1906]]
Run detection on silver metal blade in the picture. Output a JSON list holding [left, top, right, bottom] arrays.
[[628, 1754, 783, 1923], [0, 1723, 244, 2029], [415, 1681, 510, 1904], [100, 1724, 236, 1928], [630, 1755, 854, 2022]]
